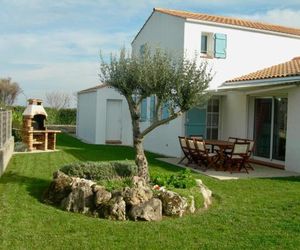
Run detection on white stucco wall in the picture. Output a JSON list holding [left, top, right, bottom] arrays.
[[140, 103, 185, 157], [132, 12, 186, 157], [184, 20, 300, 89], [220, 92, 248, 140], [285, 86, 300, 172], [77, 91, 97, 143], [132, 11, 185, 55]]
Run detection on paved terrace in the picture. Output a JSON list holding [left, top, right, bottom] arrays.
[[157, 157, 300, 180]]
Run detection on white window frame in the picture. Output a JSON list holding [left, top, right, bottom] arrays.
[[201, 32, 214, 58]]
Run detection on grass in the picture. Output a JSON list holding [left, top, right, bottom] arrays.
[[1, 134, 300, 249]]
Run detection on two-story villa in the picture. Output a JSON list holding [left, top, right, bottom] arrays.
[[77, 8, 300, 172]]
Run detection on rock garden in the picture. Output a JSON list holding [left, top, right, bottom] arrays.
[[43, 161, 212, 221]]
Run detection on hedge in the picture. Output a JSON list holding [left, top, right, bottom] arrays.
[[60, 161, 138, 181], [11, 106, 76, 125]]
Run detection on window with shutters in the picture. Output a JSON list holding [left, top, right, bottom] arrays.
[[200, 32, 227, 59], [149, 95, 156, 122], [214, 33, 227, 58], [161, 102, 170, 120], [140, 98, 147, 122], [200, 32, 214, 58], [140, 44, 146, 56]]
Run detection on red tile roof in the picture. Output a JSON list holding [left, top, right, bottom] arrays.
[[226, 57, 300, 83], [154, 8, 300, 37]]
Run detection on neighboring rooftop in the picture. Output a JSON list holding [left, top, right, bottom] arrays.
[[225, 57, 300, 83], [154, 8, 300, 37]]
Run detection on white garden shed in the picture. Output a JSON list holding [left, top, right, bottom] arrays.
[[76, 84, 133, 145]]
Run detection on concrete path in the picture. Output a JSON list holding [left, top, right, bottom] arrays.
[[157, 157, 300, 180]]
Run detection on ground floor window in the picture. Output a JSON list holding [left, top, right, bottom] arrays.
[[254, 97, 287, 161], [185, 97, 220, 139]]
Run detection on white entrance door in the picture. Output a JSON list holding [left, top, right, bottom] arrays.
[[106, 99, 122, 142]]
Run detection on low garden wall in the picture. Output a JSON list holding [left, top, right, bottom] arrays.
[[0, 110, 14, 176], [0, 136, 14, 176]]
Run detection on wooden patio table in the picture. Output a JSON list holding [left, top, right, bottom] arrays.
[[205, 139, 234, 170]]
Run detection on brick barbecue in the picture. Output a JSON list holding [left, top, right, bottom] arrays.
[[22, 99, 60, 151]]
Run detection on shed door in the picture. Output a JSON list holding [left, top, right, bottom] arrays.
[[106, 100, 122, 142]]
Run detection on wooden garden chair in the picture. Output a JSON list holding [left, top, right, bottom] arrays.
[[194, 139, 218, 171], [244, 139, 255, 170], [186, 138, 202, 166], [225, 141, 250, 173], [178, 136, 193, 165]]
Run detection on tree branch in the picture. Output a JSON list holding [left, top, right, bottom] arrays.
[[140, 110, 183, 138]]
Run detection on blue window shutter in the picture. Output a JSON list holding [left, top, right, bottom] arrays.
[[140, 44, 146, 56], [161, 102, 170, 119], [140, 98, 147, 122], [214, 33, 227, 58], [150, 95, 156, 122]]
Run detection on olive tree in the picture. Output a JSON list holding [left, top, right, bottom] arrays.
[[100, 48, 212, 181]]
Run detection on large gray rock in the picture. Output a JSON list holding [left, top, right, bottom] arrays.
[[129, 198, 162, 221], [123, 176, 153, 206], [43, 171, 73, 204], [123, 186, 153, 206], [61, 178, 95, 214], [158, 190, 188, 217], [101, 196, 126, 221], [92, 185, 112, 207]]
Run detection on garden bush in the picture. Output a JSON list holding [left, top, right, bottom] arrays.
[[60, 160, 138, 182], [151, 169, 196, 189]]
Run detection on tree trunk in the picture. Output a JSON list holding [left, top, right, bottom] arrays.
[[130, 105, 149, 182], [134, 137, 149, 182]]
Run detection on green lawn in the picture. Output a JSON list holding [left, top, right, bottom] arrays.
[[1, 134, 300, 249]]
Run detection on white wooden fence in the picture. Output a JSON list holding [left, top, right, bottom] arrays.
[[0, 110, 12, 148]]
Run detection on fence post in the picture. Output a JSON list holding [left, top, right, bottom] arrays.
[[0, 112, 2, 148], [0, 111, 12, 148]]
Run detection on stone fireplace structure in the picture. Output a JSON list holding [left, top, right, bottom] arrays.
[[22, 99, 60, 151]]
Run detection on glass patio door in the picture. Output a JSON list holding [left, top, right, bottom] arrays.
[[254, 97, 288, 161]]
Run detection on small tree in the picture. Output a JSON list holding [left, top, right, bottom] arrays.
[[100, 48, 212, 182], [0, 78, 21, 107], [45, 91, 71, 110]]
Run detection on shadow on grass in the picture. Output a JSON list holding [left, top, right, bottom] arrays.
[[0, 172, 51, 202], [260, 176, 300, 182]]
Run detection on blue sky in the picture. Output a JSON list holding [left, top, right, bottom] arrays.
[[1, 0, 300, 106]]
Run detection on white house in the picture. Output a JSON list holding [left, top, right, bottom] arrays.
[[77, 8, 300, 172]]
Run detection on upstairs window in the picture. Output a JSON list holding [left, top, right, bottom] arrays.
[[201, 34, 208, 54], [201, 32, 227, 59]]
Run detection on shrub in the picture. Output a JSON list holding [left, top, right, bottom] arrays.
[[151, 169, 196, 189], [98, 177, 133, 192], [60, 160, 138, 181]]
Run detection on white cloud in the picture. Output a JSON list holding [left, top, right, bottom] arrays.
[[236, 9, 300, 28], [1, 1, 300, 107]]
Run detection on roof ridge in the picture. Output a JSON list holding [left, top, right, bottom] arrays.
[[154, 7, 300, 37]]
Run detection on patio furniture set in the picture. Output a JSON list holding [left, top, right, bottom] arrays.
[[178, 136, 255, 173]]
